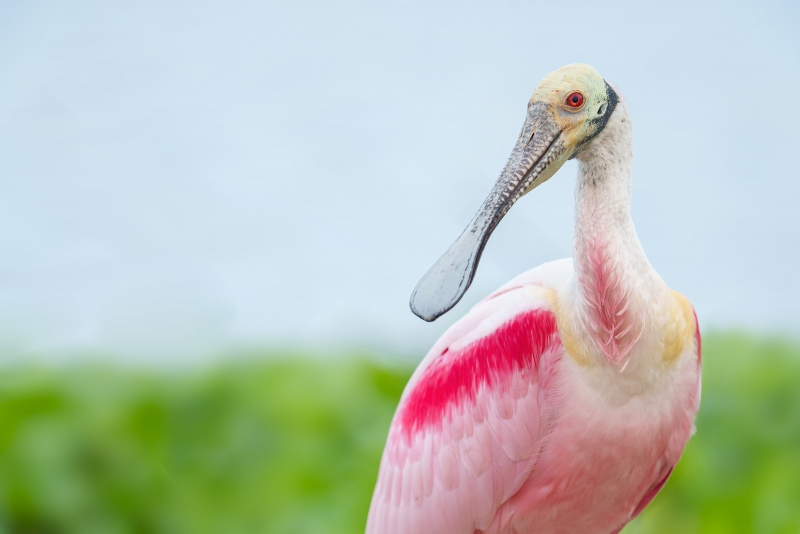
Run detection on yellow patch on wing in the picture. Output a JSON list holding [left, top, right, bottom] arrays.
[[546, 290, 594, 367], [662, 291, 696, 365]]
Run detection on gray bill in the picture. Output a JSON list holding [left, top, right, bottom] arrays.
[[409, 102, 565, 321]]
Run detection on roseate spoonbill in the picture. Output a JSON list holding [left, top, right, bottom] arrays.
[[366, 64, 701, 534]]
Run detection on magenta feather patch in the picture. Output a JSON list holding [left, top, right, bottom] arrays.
[[398, 309, 559, 438], [579, 237, 643, 365]]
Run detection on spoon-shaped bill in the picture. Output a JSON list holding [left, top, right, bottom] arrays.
[[410, 103, 567, 321]]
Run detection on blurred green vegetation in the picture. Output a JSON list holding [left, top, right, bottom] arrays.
[[0, 333, 798, 534]]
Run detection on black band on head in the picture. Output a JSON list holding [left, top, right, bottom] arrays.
[[589, 80, 618, 137], [604, 80, 619, 121], [569, 79, 619, 159]]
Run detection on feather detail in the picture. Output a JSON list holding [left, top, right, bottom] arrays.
[[397, 309, 558, 440], [577, 236, 644, 365]]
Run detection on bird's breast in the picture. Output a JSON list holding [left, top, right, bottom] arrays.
[[487, 336, 700, 534]]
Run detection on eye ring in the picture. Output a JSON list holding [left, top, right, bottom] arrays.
[[565, 92, 584, 109]]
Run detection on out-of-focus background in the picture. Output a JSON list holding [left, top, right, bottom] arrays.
[[0, 0, 798, 532]]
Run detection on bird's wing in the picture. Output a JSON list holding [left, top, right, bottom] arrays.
[[366, 278, 565, 534]]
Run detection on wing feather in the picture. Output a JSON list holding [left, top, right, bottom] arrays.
[[367, 271, 568, 534]]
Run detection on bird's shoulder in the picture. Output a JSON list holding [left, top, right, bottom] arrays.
[[400, 258, 573, 406], [482, 257, 574, 303], [402, 257, 571, 385], [663, 289, 701, 367]]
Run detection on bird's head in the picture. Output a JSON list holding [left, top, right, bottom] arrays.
[[410, 63, 619, 321]]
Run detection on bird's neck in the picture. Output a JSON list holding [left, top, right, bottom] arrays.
[[563, 104, 670, 371]]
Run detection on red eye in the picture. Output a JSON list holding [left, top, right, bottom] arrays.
[[566, 92, 584, 108]]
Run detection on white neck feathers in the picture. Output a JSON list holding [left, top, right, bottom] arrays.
[[568, 99, 669, 370]]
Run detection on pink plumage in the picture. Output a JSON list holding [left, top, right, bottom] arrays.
[[368, 65, 701, 533], [578, 236, 643, 364], [398, 308, 558, 439], [367, 268, 701, 533]]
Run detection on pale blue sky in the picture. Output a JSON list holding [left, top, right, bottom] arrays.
[[0, 0, 798, 362]]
